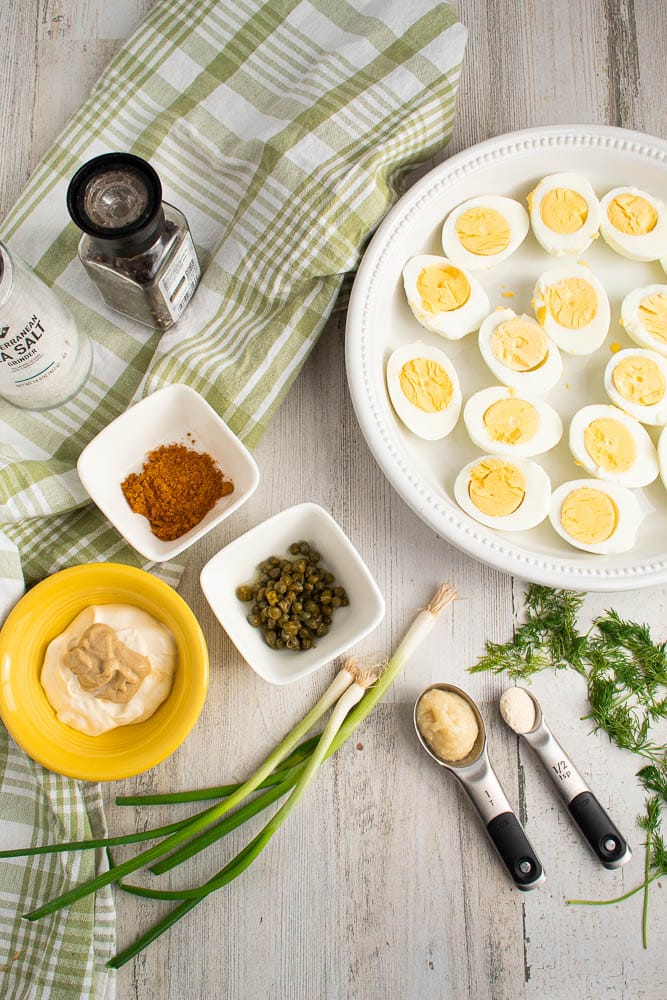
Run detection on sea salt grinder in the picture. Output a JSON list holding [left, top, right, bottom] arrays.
[[67, 152, 200, 331], [0, 240, 91, 409], [500, 687, 631, 870]]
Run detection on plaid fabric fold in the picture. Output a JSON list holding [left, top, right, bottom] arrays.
[[0, 1, 466, 995]]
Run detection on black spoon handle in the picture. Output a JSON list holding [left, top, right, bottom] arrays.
[[486, 811, 545, 890], [568, 791, 631, 870]]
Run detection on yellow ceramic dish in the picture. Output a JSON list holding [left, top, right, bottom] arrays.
[[0, 563, 209, 781]]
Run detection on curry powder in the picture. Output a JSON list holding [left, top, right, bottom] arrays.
[[121, 442, 233, 541]]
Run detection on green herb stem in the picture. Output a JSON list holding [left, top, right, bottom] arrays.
[[0, 814, 195, 859], [115, 736, 320, 806], [149, 766, 302, 875], [566, 871, 662, 907]]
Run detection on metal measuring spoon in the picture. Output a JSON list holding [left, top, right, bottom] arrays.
[[499, 687, 631, 870], [414, 683, 545, 891]]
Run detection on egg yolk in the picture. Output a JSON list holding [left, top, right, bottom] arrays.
[[540, 188, 589, 233], [491, 318, 548, 371], [638, 292, 667, 345], [612, 355, 666, 407], [543, 277, 598, 329], [583, 417, 637, 473], [454, 207, 511, 257], [399, 358, 453, 413], [607, 193, 658, 235], [482, 398, 539, 445], [417, 264, 471, 313], [560, 487, 617, 544], [468, 458, 526, 516]]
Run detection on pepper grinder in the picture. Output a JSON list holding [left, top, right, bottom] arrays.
[[67, 152, 201, 331]]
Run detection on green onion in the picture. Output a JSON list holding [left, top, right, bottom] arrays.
[[115, 736, 320, 806]]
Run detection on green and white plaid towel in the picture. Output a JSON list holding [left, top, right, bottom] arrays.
[[0, 0, 466, 995]]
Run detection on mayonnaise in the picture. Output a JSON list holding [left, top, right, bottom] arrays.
[[41, 604, 177, 736]]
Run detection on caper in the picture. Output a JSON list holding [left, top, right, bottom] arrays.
[[264, 630, 277, 647], [236, 585, 252, 601]]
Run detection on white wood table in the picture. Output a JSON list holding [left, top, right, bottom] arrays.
[[1, 2, 665, 997]]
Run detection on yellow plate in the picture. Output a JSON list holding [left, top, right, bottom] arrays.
[[0, 563, 209, 781]]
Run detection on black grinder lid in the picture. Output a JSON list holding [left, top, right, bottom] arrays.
[[67, 152, 164, 256]]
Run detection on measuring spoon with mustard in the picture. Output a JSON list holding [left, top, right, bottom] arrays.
[[499, 687, 631, 870], [414, 683, 545, 891]]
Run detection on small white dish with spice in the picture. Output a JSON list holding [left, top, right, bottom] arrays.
[[77, 383, 259, 561], [200, 502, 385, 685]]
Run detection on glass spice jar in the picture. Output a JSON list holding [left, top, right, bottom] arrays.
[[0, 240, 92, 410], [66, 152, 201, 331]]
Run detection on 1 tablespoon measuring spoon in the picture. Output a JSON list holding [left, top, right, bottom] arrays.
[[414, 683, 545, 891], [499, 687, 631, 870]]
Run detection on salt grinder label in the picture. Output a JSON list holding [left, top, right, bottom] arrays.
[[0, 313, 69, 377], [158, 233, 200, 321]]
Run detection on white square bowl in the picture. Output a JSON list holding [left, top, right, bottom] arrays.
[[77, 384, 260, 561], [200, 502, 385, 685]]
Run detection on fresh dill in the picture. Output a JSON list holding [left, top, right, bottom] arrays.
[[471, 584, 667, 947]]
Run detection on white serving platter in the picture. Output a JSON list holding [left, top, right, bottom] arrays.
[[345, 125, 667, 591]]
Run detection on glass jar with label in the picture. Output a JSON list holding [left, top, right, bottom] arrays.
[[67, 153, 201, 330], [0, 242, 92, 410]]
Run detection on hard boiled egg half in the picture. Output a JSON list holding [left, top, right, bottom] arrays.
[[599, 187, 667, 261], [621, 284, 667, 357], [569, 403, 659, 487], [454, 455, 551, 531], [463, 386, 562, 457], [604, 348, 667, 426], [478, 308, 563, 393], [527, 172, 601, 255], [403, 255, 490, 340], [549, 479, 644, 554], [532, 264, 610, 355], [441, 196, 529, 270], [386, 342, 461, 440], [659, 426, 667, 492]]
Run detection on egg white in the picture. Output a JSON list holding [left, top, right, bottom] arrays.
[[441, 196, 529, 270], [549, 478, 644, 554], [569, 403, 659, 487], [621, 284, 667, 358], [453, 454, 551, 531], [604, 348, 667, 426], [386, 342, 462, 440], [532, 263, 610, 355], [478, 308, 563, 393], [463, 386, 563, 457], [599, 186, 667, 261], [659, 426, 667, 492], [528, 172, 601, 255], [403, 254, 490, 340]]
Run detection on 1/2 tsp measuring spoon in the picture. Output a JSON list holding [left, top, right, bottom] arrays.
[[414, 683, 545, 891], [499, 687, 631, 870]]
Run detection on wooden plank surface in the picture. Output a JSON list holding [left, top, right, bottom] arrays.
[[0, 2, 665, 998]]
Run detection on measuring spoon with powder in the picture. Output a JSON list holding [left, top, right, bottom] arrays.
[[499, 687, 631, 870], [414, 683, 545, 891]]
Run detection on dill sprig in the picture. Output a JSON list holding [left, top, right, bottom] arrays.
[[471, 584, 666, 947], [471, 587, 587, 678]]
